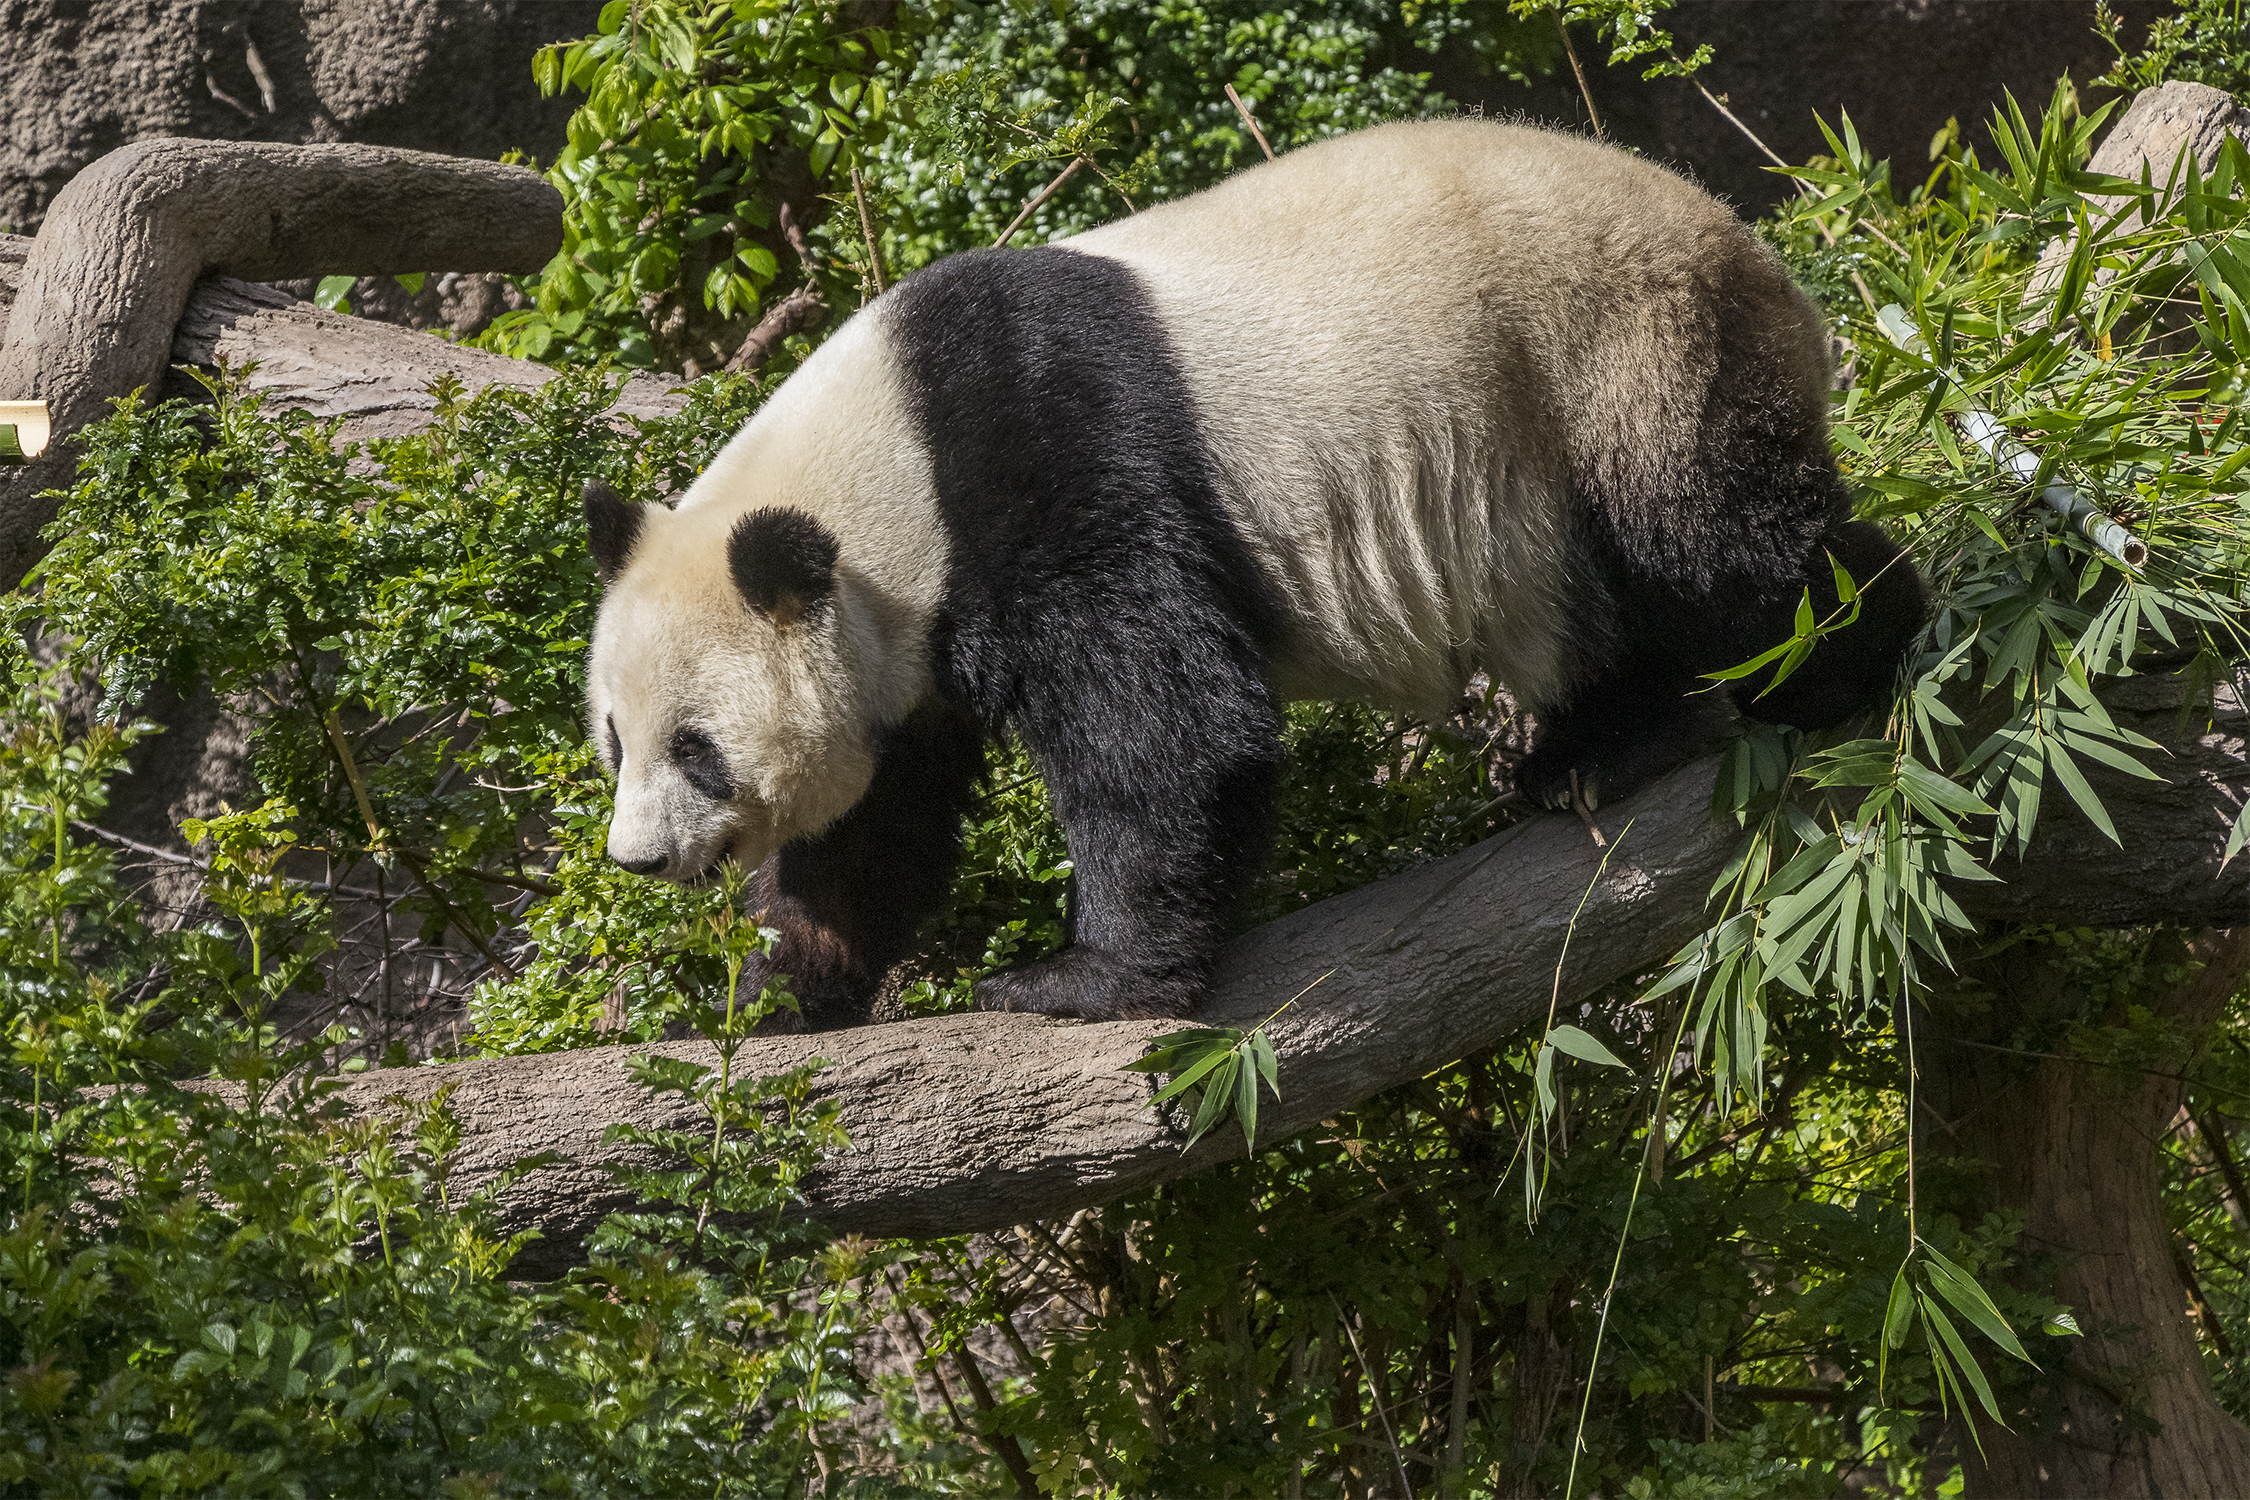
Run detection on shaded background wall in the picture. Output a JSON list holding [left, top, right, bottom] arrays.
[[0, 1, 2166, 234], [0, 0, 604, 232], [1449, 0, 2167, 215]]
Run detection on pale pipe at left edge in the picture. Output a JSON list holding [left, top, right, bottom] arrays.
[[0, 400, 49, 462]]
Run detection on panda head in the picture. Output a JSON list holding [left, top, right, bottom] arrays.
[[582, 480, 888, 884]]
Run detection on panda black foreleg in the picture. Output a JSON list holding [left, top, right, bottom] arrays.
[[1517, 664, 1733, 813], [747, 701, 986, 1030], [974, 669, 1285, 1022]]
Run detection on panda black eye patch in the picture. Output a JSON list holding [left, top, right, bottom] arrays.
[[667, 726, 738, 801], [605, 714, 623, 773]]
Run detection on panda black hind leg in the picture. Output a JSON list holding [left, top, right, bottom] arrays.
[[1520, 500, 1926, 814]]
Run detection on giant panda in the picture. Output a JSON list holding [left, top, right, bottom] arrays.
[[582, 118, 1926, 1027]]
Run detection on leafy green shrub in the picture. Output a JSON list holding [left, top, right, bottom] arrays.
[[2098, 0, 2250, 98], [0, 663, 863, 1495]]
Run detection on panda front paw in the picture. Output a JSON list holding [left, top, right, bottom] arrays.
[[975, 948, 1199, 1022]]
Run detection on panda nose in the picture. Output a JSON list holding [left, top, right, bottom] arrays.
[[614, 851, 670, 877]]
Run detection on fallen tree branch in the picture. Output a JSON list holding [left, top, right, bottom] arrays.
[[169, 277, 687, 446], [723, 283, 830, 377], [255, 676, 2248, 1278], [0, 139, 570, 584]]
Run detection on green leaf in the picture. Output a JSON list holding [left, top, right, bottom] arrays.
[[313, 275, 356, 314], [1233, 1054, 1259, 1149], [2044, 742, 2121, 845], [1184, 1055, 1239, 1149], [1545, 1024, 1626, 1069], [1896, 758, 1992, 818], [1248, 1029, 1279, 1096], [1125, 1026, 1241, 1073], [1880, 1263, 1913, 1396], [1919, 1293, 2003, 1421], [2044, 1310, 2083, 1337], [1146, 1045, 1232, 1107], [2224, 802, 2250, 868], [1921, 1243, 2035, 1364]]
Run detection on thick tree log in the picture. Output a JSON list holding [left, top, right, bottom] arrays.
[[273, 678, 2249, 1279], [0, 139, 566, 585], [170, 278, 687, 447]]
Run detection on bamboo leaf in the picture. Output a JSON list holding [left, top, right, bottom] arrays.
[[1233, 1052, 1260, 1149], [2045, 742, 2122, 845], [1883, 1264, 1915, 1362], [1184, 1056, 1239, 1148], [1249, 1029, 1279, 1097], [2225, 801, 2250, 868], [1147, 1045, 1234, 1106], [1919, 1294, 2004, 1421], [1545, 1024, 1627, 1069], [1921, 1243, 2035, 1364]]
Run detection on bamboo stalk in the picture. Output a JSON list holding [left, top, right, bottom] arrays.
[[1876, 303, 2148, 569]]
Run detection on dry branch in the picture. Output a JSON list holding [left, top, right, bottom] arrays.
[[264, 676, 2248, 1279], [0, 139, 572, 583], [171, 278, 687, 445]]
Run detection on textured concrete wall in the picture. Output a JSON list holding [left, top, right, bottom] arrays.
[[0, 0, 604, 233]]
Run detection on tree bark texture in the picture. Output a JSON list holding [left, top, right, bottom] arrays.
[[168, 277, 687, 447], [198, 673, 2250, 1280], [0, 139, 566, 585], [1928, 931, 2250, 1498]]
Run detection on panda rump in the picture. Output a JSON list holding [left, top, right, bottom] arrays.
[[582, 118, 1925, 1027]]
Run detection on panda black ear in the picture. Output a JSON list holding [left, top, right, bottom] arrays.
[[729, 507, 838, 627], [583, 479, 644, 584]]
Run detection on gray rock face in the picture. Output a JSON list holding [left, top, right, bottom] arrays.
[[0, 0, 604, 233], [1441, 0, 2169, 217]]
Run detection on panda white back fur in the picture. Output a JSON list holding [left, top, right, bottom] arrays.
[[584, 118, 1924, 1026]]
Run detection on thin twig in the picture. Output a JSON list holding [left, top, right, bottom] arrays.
[[850, 166, 888, 295], [1331, 1294, 1415, 1500], [1555, 11, 1604, 141], [324, 708, 384, 848], [1568, 770, 1607, 848], [457, 867, 559, 897], [883, 1268, 974, 1437], [70, 820, 387, 902], [1224, 83, 1276, 161], [1679, 64, 1882, 312], [993, 157, 1085, 248]]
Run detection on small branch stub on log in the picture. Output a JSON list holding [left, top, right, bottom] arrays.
[[0, 400, 48, 460]]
